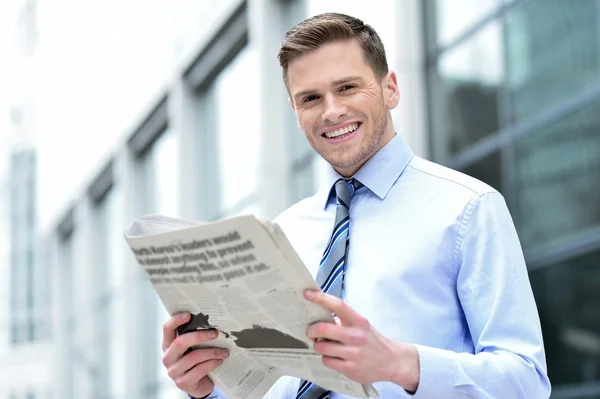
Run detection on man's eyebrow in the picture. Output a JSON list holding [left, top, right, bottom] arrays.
[[331, 76, 362, 86], [293, 76, 363, 102]]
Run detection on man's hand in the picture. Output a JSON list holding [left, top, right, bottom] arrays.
[[304, 290, 420, 392], [162, 313, 229, 398]]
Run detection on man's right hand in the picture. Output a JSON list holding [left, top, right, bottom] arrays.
[[162, 313, 230, 398]]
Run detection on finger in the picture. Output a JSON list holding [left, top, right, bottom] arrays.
[[306, 322, 366, 345], [314, 340, 361, 360], [321, 356, 347, 374], [163, 329, 219, 367], [304, 290, 366, 327], [175, 359, 225, 392], [162, 312, 191, 352], [167, 347, 230, 380]]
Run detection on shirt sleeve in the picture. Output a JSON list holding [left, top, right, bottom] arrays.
[[410, 192, 551, 398], [188, 385, 227, 399]]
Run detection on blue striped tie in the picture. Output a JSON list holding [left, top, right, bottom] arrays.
[[296, 178, 362, 399]]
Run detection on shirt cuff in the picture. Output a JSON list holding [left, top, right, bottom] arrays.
[[371, 381, 415, 398], [411, 344, 466, 398], [188, 385, 225, 399]]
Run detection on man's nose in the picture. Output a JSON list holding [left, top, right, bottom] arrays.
[[321, 93, 347, 123]]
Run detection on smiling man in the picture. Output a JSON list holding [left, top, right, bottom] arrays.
[[161, 13, 551, 399]]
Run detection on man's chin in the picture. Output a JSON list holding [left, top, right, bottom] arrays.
[[325, 157, 365, 176]]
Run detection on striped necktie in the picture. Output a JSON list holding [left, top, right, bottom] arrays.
[[296, 178, 362, 399]]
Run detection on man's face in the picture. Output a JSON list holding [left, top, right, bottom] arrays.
[[287, 39, 399, 177]]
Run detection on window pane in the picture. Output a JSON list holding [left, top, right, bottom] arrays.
[[97, 187, 127, 399], [139, 129, 180, 398], [291, 162, 314, 204], [144, 131, 179, 216], [429, 21, 503, 163], [432, 0, 501, 46], [214, 47, 260, 213], [461, 151, 503, 194], [530, 250, 600, 387], [515, 99, 600, 253], [506, 0, 600, 123], [290, 155, 331, 204]]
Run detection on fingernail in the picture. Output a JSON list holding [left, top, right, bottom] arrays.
[[221, 349, 230, 358], [210, 330, 218, 339], [305, 290, 315, 299], [180, 313, 190, 322]]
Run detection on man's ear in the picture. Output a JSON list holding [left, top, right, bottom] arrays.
[[383, 71, 400, 110]]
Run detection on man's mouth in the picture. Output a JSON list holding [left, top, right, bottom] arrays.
[[322, 122, 362, 139]]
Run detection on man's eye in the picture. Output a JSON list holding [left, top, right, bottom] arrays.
[[340, 85, 356, 91], [303, 95, 319, 103]]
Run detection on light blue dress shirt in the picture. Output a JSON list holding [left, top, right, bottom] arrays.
[[209, 134, 551, 398]]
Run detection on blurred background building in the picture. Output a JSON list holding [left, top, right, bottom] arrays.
[[0, 0, 598, 398]]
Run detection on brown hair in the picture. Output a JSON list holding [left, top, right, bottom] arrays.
[[278, 13, 389, 86]]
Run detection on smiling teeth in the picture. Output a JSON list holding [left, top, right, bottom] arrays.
[[325, 123, 359, 138]]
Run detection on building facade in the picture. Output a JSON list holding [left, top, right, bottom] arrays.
[[0, 0, 598, 398], [423, 1, 600, 398], [0, 0, 54, 398]]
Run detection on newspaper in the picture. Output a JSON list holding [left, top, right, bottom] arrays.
[[123, 214, 379, 399]]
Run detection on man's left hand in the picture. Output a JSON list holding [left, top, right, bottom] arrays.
[[304, 290, 420, 392]]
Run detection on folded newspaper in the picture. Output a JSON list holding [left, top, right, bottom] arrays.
[[123, 214, 379, 399]]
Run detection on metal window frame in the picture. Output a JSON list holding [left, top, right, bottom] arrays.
[[127, 95, 169, 157], [57, 207, 75, 242], [447, 80, 600, 172], [423, 1, 600, 392], [423, 0, 531, 68], [527, 225, 600, 271], [423, 0, 600, 266], [550, 381, 600, 399], [183, 1, 248, 93], [87, 159, 114, 205]]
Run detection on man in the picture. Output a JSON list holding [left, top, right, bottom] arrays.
[[161, 13, 551, 398]]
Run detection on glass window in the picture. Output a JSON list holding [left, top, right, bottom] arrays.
[[58, 234, 75, 399], [461, 150, 503, 194], [106, 190, 127, 399], [139, 129, 182, 398], [290, 155, 332, 205], [429, 21, 504, 163], [94, 187, 126, 398], [430, 0, 502, 47], [530, 250, 600, 388], [505, 0, 600, 123], [515, 98, 600, 253], [313, 156, 331, 191], [213, 46, 261, 216], [291, 161, 314, 204], [289, 116, 312, 166]]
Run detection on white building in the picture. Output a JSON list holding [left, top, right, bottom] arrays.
[[2, 0, 600, 398], [1, 0, 425, 398]]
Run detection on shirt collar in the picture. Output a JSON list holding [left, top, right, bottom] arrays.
[[318, 133, 414, 209]]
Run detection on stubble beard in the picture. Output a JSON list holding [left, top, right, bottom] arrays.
[[316, 106, 388, 172]]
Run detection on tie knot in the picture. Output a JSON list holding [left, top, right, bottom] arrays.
[[334, 178, 362, 206]]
